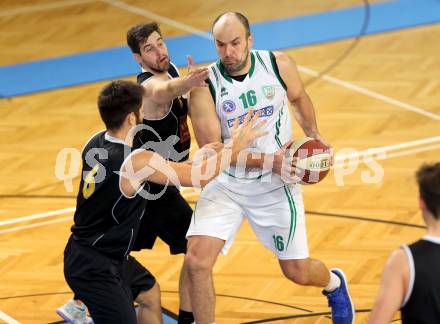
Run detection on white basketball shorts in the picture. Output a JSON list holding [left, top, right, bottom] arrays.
[[186, 179, 309, 260]]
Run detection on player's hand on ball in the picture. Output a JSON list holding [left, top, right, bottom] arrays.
[[273, 141, 300, 183], [310, 133, 334, 166]]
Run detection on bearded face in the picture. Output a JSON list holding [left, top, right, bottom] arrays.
[[222, 41, 250, 75], [137, 31, 170, 73]]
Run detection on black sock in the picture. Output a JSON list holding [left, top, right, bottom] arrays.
[[178, 309, 194, 324]]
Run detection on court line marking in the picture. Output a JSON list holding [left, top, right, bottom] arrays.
[[0, 139, 436, 235], [2, 0, 439, 227], [3, 0, 438, 121], [0, 176, 433, 235], [298, 66, 440, 121], [0, 135, 439, 229], [0, 137, 440, 234], [0, 309, 20, 324], [334, 143, 440, 168], [103, 0, 440, 121], [385, 143, 440, 159], [0, 0, 95, 17], [0, 207, 75, 227], [335, 135, 440, 161], [0, 217, 72, 235], [99, 0, 212, 40]]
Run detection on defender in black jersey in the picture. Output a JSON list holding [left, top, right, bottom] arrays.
[[126, 22, 209, 322], [131, 61, 192, 255], [369, 163, 440, 324], [63, 81, 160, 324], [59, 23, 209, 324], [63, 80, 266, 324]]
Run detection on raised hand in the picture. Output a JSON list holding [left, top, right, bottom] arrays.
[[185, 55, 210, 88], [228, 110, 268, 163]]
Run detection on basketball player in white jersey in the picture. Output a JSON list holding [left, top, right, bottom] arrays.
[[369, 163, 440, 324], [185, 12, 354, 324]]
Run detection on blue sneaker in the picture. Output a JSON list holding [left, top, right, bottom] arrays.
[[323, 268, 355, 324]]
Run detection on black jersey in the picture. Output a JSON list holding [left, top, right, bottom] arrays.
[[134, 62, 190, 194], [134, 62, 190, 162], [71, 131, 147, 260], [401, 237, 440, 324]]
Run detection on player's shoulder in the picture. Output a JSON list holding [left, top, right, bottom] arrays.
[[169, 61, 180, 77], [138, 72, 169, 86], [207, 60, 217, 71], [386, 247, 409, 272], [137, 63, 179, 85], [206, 61, 220, 85], [137, 71, 154, 84], [252, 49, 271, 57], [271, 50, 296, 66], [82, 130, 106, 153]]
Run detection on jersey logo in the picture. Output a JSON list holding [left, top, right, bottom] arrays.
[[221, 87, 229, 97], [262, 85, 275, 99], [222, 100, 236, 114], [226, 105, 273, 128]]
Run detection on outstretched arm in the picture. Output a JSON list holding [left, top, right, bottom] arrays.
[[144, 56, 209, 105], [120, 111, 267, 196]]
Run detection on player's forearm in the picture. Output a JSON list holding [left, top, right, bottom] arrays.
[[197, 146, 233, 187], [193, 130, 222, 148], [292, 92, 319, 137], [231, 152, 274, 171], [240, 151, 287, 177], [242, 153, 265, 169], [152, 77, 190, 103]]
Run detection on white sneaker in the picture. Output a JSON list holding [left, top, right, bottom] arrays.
[[56, 299, 93, 324]]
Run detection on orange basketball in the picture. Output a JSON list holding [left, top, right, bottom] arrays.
[[287, 137, 331, 184]]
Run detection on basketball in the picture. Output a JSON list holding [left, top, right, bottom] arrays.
[[287, 137, 331, 184]]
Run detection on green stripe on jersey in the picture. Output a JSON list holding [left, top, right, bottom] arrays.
[[269, 51, 287, 91], [255, 52, 268, 73], [274, 107, 284, 148], [248, 52, 256, 78], [207, 78, 216, 102], [211, 66, 219, 83]]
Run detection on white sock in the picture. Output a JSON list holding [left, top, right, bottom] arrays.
[[324, 271, 341, 292]]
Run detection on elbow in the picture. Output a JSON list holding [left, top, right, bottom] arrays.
[[291, 91, 308, 107]]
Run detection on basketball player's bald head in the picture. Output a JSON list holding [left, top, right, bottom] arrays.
[[212, 12, 253, 75], [212, 12, 251, 38]]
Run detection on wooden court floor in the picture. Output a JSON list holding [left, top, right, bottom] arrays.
[[0, 0, 439, 323]]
